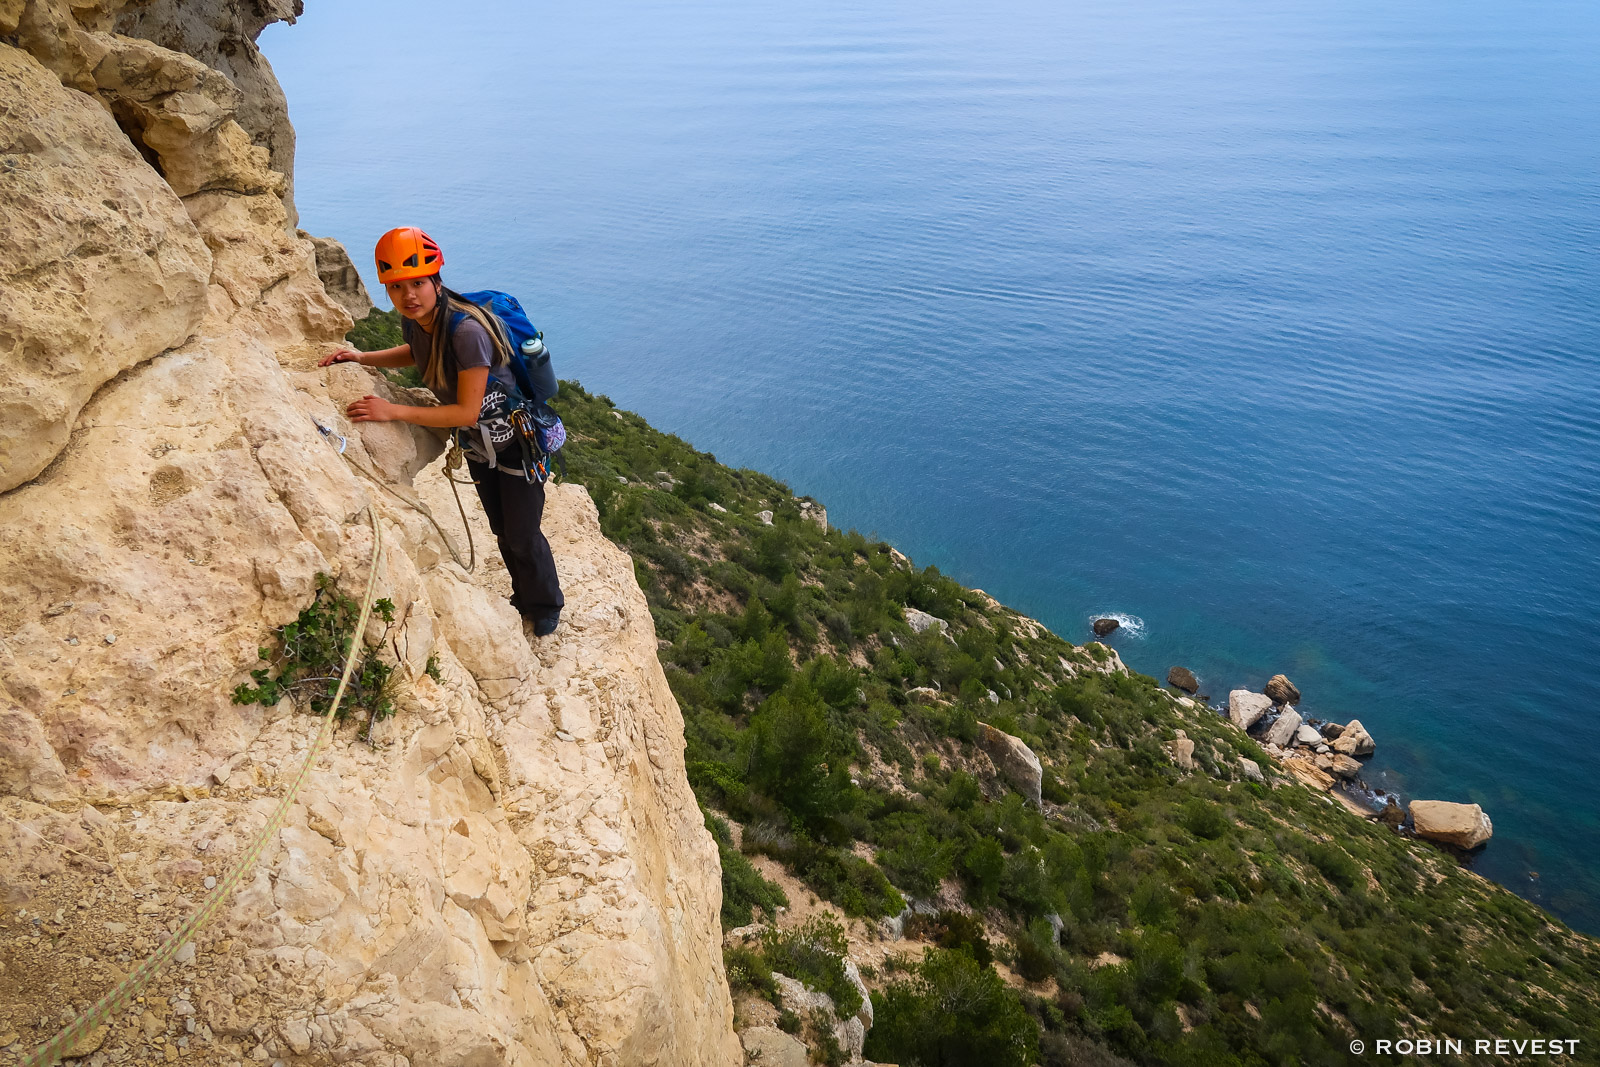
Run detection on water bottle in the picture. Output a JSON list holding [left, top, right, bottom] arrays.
[[521, 335, 546, 360]]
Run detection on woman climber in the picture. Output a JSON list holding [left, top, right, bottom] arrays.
[[318, 226, 565, 637]]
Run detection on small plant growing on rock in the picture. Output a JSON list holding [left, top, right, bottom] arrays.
[[232, 574, 399, 727], [762, 914, 862, 1018]]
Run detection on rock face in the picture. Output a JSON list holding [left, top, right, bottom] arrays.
[[1262, 708, 1302, 749], [771, 969, 872, 1064], [303, 230, 375, 320], [904, 607, 946, 635], [1410, 801, 1494, 849], [0, 6, 739, 1065], [1264, 673, 1301, 706], [1330, 719, 1376, 757], [1228, 690, 1273, 731], [1092, 617, 1120, 637], [1166, 666, 1199, 693], [977, 723, 1043, 808]]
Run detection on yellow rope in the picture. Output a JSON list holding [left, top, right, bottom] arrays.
[[22, 504, 386, 1067]]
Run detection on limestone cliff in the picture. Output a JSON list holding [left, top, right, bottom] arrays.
[[0, 3, 739, 1064]]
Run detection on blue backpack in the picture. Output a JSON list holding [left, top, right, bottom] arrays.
[[446, 288, 566, 482]]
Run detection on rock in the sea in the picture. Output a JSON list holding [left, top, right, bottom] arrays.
[[1163, 731, 1196, 771], [1410, 801, 1493, 849], [1294, 724, 1323, 747], [1264, 673, 1301, 706], [978, 722, 1044, 807], [1330, 719, 1375, 757], [1238, 758, 1264, 783], [905, 607, 947, 635], [1093, 617, 1120, 637], [1379, 797, 1406, 828], [1229, 690, 1273, 731], [1263, 708, 1303, 748], [741, 1026, 810, 1067], [1167, 666, 1199, 693], [1320, 722, 1345, 740]]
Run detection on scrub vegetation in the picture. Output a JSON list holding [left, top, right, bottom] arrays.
[[348, 306, 1600, 1064]]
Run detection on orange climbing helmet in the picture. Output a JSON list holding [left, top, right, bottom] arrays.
[[374, 226, 443, 284]]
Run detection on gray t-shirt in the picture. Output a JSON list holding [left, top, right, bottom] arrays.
[[401, 314, 493, 405]]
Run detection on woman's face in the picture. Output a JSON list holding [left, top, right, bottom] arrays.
[[387, 276, 440, 323]]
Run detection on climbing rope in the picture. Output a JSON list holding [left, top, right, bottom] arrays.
[[23, 503, 386, 1067], [442, 440, 478, 573]]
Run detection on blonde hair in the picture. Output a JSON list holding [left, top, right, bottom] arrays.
[[419, 281, 511, 394]]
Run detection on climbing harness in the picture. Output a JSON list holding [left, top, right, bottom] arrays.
[[24, 502, 386, 1067]]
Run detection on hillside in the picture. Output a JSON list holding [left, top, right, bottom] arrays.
[[500, 361, 1600, 1066]]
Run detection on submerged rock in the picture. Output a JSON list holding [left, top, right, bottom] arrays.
[[1093, 617, 1120, 637], [1410, 801, 1493, 849]]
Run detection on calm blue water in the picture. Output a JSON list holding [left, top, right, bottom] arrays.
[[265, 0, 1600, 932]]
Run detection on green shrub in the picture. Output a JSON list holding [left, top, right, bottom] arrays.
[[763, 915, 863, 1018], [865, 948, 1040, 1067]]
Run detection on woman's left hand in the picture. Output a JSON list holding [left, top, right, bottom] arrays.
[[347, 395, 400, 422]]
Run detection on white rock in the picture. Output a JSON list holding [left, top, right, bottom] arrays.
[[1294, 724, 1323, 746], [905, 607, 947, 635], [708, 502, 727, 513], [757, 510, 774, 525], [1238, 758, 1264, 783], [1263, 708, 1302, 748], [1229, 690, 1273, 731]]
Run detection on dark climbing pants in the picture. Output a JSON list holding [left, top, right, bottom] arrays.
[[468, 459, 564, 621]]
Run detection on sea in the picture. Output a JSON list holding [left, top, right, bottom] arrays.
[[264, 0, 1600, 933]]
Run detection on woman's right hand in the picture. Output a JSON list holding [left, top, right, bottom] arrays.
[[318, 347, 362, 367]]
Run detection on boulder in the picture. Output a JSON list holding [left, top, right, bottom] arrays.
[[741, 1026, 809, 1067], [1283, 758, 1335, 792], [978, 723, 1044, 807], [798, 499, 828, 530], [1330, 719, 1375, 757], [1410, 801, 1493, 849], [1320, 722, 1345, 740], [1262, 708, 1302, 748], [1294, 724, 1323, 747], [757, 509, 774, 525], [1238, 758, 1264, 783], [1228, 690, 1273, 731], [1264, 673, 1301, 706], [905, 607, 947, 635], [1163, 731, 1196, 771], [1092, 617, 1120, 637], [1166, 666, 1199, 693], [906, 686, 943, 706], [1316, 753, 1362, 780]]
